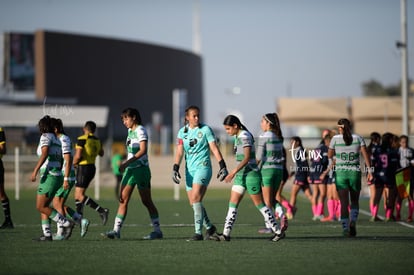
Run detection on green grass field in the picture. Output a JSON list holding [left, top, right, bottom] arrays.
[[0, 187, 413, 275]]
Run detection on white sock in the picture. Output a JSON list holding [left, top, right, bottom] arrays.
[[223, 207, 237, 236], [42, 223, 52, 237], [259, 206, 280, 234], [275, 204, 284, 218], [51, 211, 70, 227], [56, 224, 64, 236], [114, 216, 123, 232]]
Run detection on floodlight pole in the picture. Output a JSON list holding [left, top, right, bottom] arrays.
[[400, 0, 409, 135]]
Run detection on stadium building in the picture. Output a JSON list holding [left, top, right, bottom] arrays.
[[0, 30, 203, 154]]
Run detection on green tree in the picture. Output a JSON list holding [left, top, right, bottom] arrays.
[[362, 79, 401, 96]]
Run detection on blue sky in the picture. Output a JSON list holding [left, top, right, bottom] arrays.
[[0, 0, 413, 134]]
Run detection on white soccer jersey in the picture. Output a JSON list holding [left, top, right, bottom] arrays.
[[126, 125, 149, 168], [36, 133, 63, 174], [256, 130, 284, 170], [59, 133, 75, 176], [329, 134, 366, 171]]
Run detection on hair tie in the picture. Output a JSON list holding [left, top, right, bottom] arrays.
[[264, 115, 274, 125]]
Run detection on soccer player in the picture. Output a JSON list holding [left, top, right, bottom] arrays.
[[172, 105, 228, 241], [382, 133, 400, 222], [73, 121, 109, 225], [276, 147, 295, 223], [0, 126, 14, 229], [30, 115, 74, 241], [308, 133, 330, 221], [320, 129, 341, 222], [102, 108, 163, 239], [51, 118, 88, 240], [256, 113, 288, 234], [211, 114, 284, 242], [397, 135, 414, 222], [327, 118, 372, 237], [366, 132, 382, 222], [288, 136, 312, 219], [111, 151, 125, 199]]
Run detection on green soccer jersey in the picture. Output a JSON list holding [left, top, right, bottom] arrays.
[[36, 133, 63, 175], [176, 124, 216, 171], [256, 130, 284, 170], [329, 134, 366, 171], [234, 130, 258, 175], [126, 125, 149, 168], [59, 133, 75, 178]]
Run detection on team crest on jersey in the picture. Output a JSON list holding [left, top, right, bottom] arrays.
[[197, 131, 203, 139]]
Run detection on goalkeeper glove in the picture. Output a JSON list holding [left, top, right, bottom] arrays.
[[217, 159, 229, 182], [172, 164, 181, 184]]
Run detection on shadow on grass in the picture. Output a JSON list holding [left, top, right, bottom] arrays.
[[229, 235, 414, 242]]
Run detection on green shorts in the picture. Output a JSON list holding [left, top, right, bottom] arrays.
[[234, 169, 262, 195], [37, 173, 63, 197], [121, 165, 151, 190], [54, 170, 76, 198], [261, 168, 283, 190], [54, 179, 76, 198], [335, 170, 361, 192]]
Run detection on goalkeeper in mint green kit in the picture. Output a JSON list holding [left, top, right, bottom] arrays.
[[172, 105, 228, 241]]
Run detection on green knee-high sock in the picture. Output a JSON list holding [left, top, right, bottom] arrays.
[[192, 202, 204, 235], [202, 206, 213, 229]]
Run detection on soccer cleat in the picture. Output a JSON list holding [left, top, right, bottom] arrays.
[[407, 217, 413, 223], [292, 207, 297, 217], [33, 235, 52, 241], [321, 216, 334, 222], [143, 231, 163, 240], [286, 207, 297, 220], [271, 232, 285, 242], [99, 208, 109, 225], [210, 233, 230, 242], [281, 215, 288, 232], [80, 218, 90, 237], [312, 215, 324, 221], [369, 216, 382, 222], [102, 230, 120, 239], [349, 221, 356, 237], [63, 221, 75, 240], [204, 225, 217, 240], [258, 228, 273, 234], [384, 216, 395, 222], [0, 220, 14, 229], [186, 234, 203, 241], [52, 234, 65, 241]]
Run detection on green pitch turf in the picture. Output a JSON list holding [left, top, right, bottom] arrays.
[[0, 188, 413, 275]]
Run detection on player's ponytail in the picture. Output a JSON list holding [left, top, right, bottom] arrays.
[[264, 113, 283, 142], [337, 118, 352, 146]]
